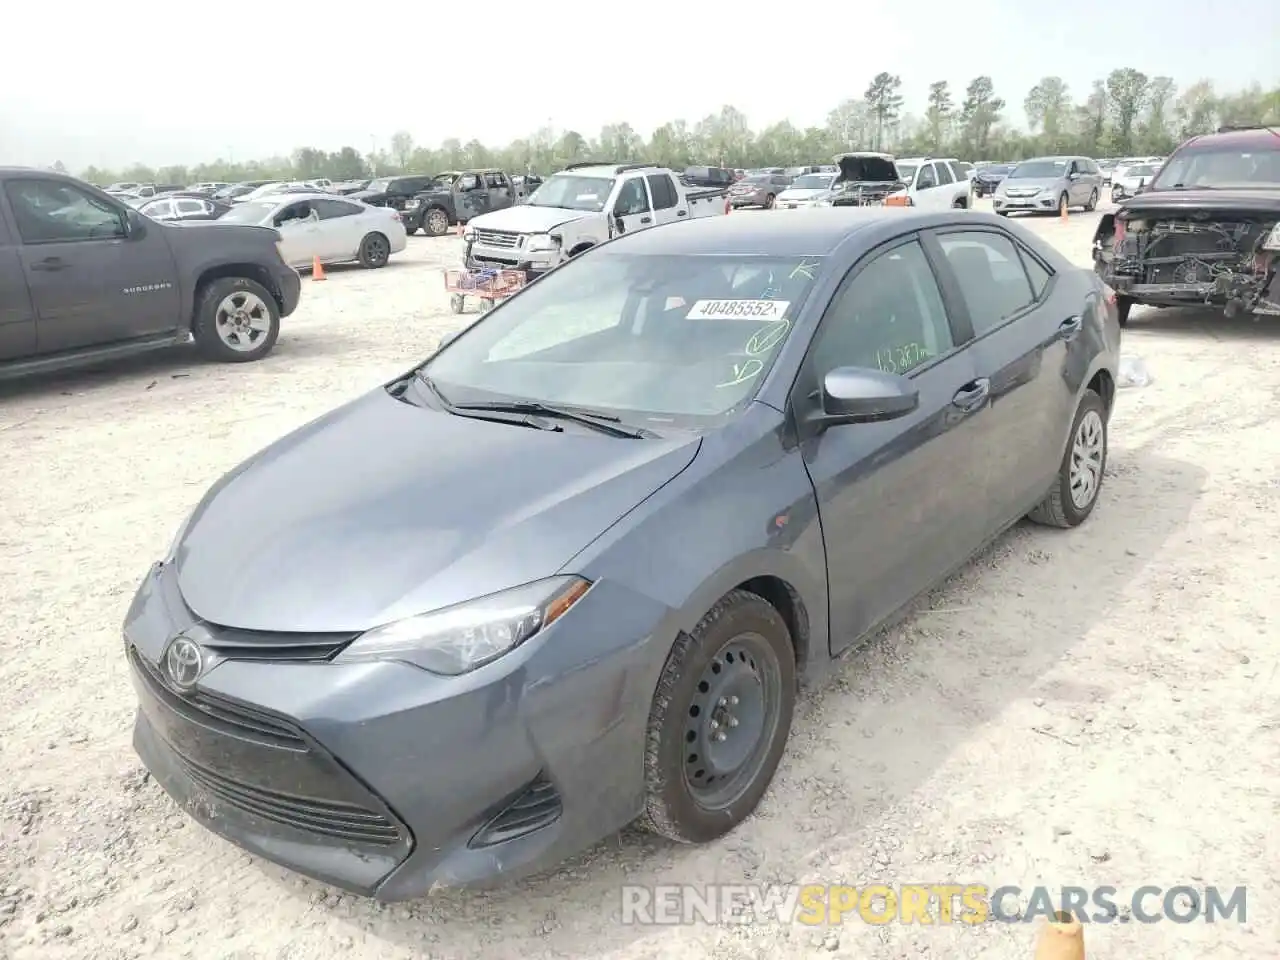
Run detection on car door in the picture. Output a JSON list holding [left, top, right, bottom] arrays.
[[2, 177, 181, 352], [0, 204, 37, 360], [926, 227, 1074, 522], [453, 173, 484, 223], [610, 176, 654, 236], [913, 162, 941, 209], [932, 159, 959, 207], [646, 173, 681, 225], [272, 200, 323, 266], [792, 235, 993, 655], [312, 198, 366, 259], [484, 171, 513, 212]]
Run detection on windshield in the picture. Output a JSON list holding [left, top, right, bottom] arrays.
[[1151, 143, 1280, 190], [527, 175, 615, 212], [894, 163, 918, 182], [1126, 164, 1157, 178], [217, 202, 274, 223], [740, 175, 771, 185], [365, 179, 393, 193], [422, 251, 824, 423], [1010, 160, 1068, 179], [985, 165, 1013, 176], [789, 174, 834, 190]]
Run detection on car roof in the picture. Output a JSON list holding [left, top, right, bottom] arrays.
[[608, 208, 979, 257], [1184, 128, 1279, 150], [253, 192, 353, 205]]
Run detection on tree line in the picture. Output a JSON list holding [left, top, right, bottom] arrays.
[[78, 70, 1280, 187]]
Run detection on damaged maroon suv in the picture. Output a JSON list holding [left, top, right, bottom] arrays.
[[1092, 126, 1280, 326]]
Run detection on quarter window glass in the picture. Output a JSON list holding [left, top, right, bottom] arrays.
[[4, 180, 127, 242], [938, 231, 1036, 333], [810, 240, 953, 376]]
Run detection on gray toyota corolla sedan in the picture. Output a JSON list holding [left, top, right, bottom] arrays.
[[126, 209, 1120, 900]]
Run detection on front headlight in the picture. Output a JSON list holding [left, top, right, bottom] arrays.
[[525, 234, 559, 253], [405, 198, 420, 208], [334, 576, 591, 676]]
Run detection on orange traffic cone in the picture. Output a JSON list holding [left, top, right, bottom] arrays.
[[1060, 196, 1070, 223], [312, 256, 326, 280], [1034, 911, 1084, 960]]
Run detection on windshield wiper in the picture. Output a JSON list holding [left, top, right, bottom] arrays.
[[412, 373, 559, 432], [452, 399, 656, 438]]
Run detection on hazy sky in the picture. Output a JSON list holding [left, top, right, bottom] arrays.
[[3, 0, 1277, 171]]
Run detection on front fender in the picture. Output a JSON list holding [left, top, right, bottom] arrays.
[[1092, 212, 1117, 260]]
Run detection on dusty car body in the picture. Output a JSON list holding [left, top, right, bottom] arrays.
[[729, 173, 792, 209], [1092, 127, 1280, 325]]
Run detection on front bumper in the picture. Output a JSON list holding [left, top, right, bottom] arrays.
[[729, 193, 765, 207], [275, 262, 302, 318], [993, 193, 1056, 213], [125, 562, 667, 899], [398, 204, 425, 230]]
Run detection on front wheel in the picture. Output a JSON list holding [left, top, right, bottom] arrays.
[[1111, 187, 1124, 203], [1058, 193, 1070, 217], [1085, 188, 1099, 211], [763, 194, 775, 209], [640, 590, 796, 844], [192, 277, 280, 363], [1027, 389, 1107, 528], [358, 232, 391, 269], [424, 207, 450, 237]]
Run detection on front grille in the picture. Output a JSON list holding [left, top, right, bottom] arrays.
[[473, 229, 520, 249], [173, 749, 401, 845], [130, 645, 305, 750], [199, 625, 357, 663], [470, 775, 562, 847]]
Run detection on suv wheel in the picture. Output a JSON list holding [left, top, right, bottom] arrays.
[[424, 208, 450, 237], [640, 590, 796, 844], [192, 277, 280, 363]]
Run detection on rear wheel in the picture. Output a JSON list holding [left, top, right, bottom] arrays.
[[763, 194, 775, 209], [192, 277, 280, 363], [1116, 296, 1133, 327], [358, 232, 391, 269], [640, 590, 796, 844], [1028, 390, 1107, 528], [1058, 193, 1069, 217], [1085, 188, 1099, 211]]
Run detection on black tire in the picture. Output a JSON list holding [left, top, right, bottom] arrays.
[[192, 276, 280, 363], [449, 294, 465, 314], [358, 232, 391, 269], [1085, 188, 1098, 212], [424, 207, 450, 237], [996, 209, 1010, 217], [764, 194, 775, 209], [640, 589, 796, 844], [952, 196, 967, 208], [1058, 193, 1070, 217], [568, 243, 593, 258], [1116, 296, 1132, 327], [1027, 389, 1107, 529]]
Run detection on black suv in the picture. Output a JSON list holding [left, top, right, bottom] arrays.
[[1092, 126, 1280, 326]]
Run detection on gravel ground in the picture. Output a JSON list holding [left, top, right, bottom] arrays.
[[1, 198, 1277, 960]]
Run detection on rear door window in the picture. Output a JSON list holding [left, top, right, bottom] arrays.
[[935, 162, 955, 185], [646, 174, 678, 209]]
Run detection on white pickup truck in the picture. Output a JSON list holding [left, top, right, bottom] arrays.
[[462, 162, 730, 276]]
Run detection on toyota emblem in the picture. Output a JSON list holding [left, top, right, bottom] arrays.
[[162, 636, 205, 691]]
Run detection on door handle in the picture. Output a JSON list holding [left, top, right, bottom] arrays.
[[676, 210, 688, 217], [30, 257, 66, 272], [951, 378, 991, 412], [640, 216, 652, 224], [1058, 315, 1083, 340]]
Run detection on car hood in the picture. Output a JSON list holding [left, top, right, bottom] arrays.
[[1000, 177, 1063, 192], [173, 387, 700, 633], [1117, 188, 1280, 216], [468, 204, 597, 233]]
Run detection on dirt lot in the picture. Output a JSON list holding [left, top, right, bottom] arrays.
[[1, 199, 1276, 960]]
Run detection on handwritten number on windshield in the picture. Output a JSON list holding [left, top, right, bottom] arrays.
[[717, 358, 764, 388], [745, 318, 790, 356]]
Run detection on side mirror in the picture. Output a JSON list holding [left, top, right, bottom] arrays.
[[813, 367, 918, 426], [125, 209, 146, 238], [614, 214, 627, 234]]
